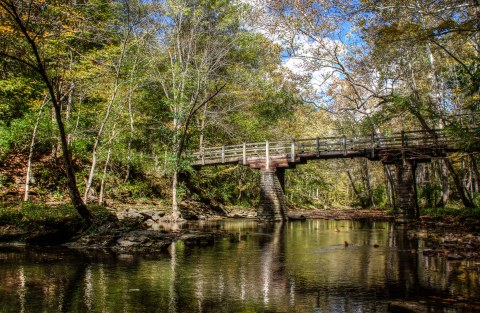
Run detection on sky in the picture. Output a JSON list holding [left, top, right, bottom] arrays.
[[238, 0, 356, 106]]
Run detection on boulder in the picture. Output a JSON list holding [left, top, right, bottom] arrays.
[[113, 230, 172, 253]]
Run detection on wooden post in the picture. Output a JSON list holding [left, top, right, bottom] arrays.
[[371, 133, 375, 158], [342, 135, 347, 156], [242, 142, 246, 165], [221, 145, 225, 163], [316, 137, 320, 157], [265, 141, 270, 170], [291, 139, 296, 163]]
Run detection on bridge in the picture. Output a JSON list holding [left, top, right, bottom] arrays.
[[192, 125, 479, 223]]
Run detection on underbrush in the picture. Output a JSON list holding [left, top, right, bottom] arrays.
[[0, 202, 115, 228], [421, 205, 480, 219]]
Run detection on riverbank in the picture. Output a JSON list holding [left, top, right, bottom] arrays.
[[1, 202, 480, 259]]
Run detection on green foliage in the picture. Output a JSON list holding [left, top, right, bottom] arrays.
[[0, 0, 478, 215], [420, 205, 480, 219], [0, 78, 42, 126], [0, 202, 113, 227]]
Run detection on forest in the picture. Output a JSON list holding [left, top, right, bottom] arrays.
[[0, 0, 479, 222]]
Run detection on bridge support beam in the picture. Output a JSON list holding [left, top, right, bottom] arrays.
[[257, 169, 288, 221], [394, 160, 419, 223]]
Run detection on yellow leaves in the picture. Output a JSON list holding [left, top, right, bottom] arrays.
[[0, 25, 14, 33]]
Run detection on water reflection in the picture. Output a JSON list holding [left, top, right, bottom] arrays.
[[0, 220, 479, 313]]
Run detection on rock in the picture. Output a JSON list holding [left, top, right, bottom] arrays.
[[388, 301, 428, 313], [447, 253, 465, 260], [116, 208, 165, 223], [113, 230, 172, 253], [422, 249, 436, 256], [179, 200, 227, 220], [179, 232, 215, 246], [144, 219, 156, 227]]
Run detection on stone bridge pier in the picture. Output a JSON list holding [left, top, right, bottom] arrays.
[[257, 169, 288, 221], [393, 160, 419, 223], [254, 155, 421, 223], [254, 156, 421, 223]]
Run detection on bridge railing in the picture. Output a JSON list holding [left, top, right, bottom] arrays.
[[193, 128, 461, 165]]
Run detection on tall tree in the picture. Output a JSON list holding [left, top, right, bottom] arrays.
[[0, 0, 93, 222], [149, 0, 244, 219], [83, 0, 146, 203]]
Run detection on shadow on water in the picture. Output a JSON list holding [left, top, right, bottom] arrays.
[[0, 220, 479, 312]]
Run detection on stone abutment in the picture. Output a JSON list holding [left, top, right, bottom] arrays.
[[257, 169, 288, 221]]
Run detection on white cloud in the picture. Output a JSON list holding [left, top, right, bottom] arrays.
[[237, 0, 345, 100]]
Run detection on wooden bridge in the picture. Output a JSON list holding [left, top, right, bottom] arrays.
[[192, 124, 479, 223], [193, 129, 460, 168]]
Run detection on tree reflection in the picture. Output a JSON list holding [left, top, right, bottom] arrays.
[[0, 221, 479, 313]]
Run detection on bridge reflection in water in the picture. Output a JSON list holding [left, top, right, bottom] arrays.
[[0, 220, 478, 312]]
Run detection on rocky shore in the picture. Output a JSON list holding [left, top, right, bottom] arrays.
[[1, 202, 480, 262]]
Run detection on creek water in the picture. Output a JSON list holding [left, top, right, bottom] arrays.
[[0, 219, 479, 313]]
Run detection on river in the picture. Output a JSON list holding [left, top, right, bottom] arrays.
[[0, 219, 479, 312]]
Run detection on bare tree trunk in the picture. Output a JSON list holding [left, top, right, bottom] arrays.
[[422, 164, 434, 208], [124, 90, 135, 183], [347, 169, 366, 208], [50, 105, 58, 160], [444, 157, 475, 208], [440, 160, 450, 207], [99, 126, 115, 206], [65, 82, 74, 145], [69, 95, 82, 146], [24, 96, 48, 201], [124, 56, 138, 183], [198, 103, 208, 150], [362, 159, 375, 207], [84, 34, 129, 203], [385, 165, 396, 209], [470, 154, 479, 193], [171, 169, 180, 220]]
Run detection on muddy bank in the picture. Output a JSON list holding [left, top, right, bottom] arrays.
[[409, 216, 480, 261], [0, 202, 234, 254], [388, 300, 480, 313], [290, 207, 393, 221]]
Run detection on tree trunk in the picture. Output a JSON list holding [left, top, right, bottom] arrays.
[[171, 169, 180, 221], [124, 89, 135, 183], [2, 0, 92, 223], [198, 103, 208, 150], [440, 159, 450, 207], [444, 157, 475, 208], [54, 99, 92, 222], [384, 165, 396, 209], [65, 82, 74, 145], [99, 126, 115, 206], [347, 169, 367, 208], [470, 154, 479, 193], [84, 28, 130, 203], [124, 57, 138, 183], [362, 159, 375, 207], [24, 97, 48, 201]]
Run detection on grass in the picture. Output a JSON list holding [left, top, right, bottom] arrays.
[[420, 205, 480, 219], [0, 202, 114, 228]]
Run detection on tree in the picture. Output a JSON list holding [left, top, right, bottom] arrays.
[[0, 0, 94, 222], [148, 0, 246, 219], [83, 0, 146, 203]]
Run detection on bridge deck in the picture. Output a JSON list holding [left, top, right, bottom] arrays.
[[192, 129, 471, 168]]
